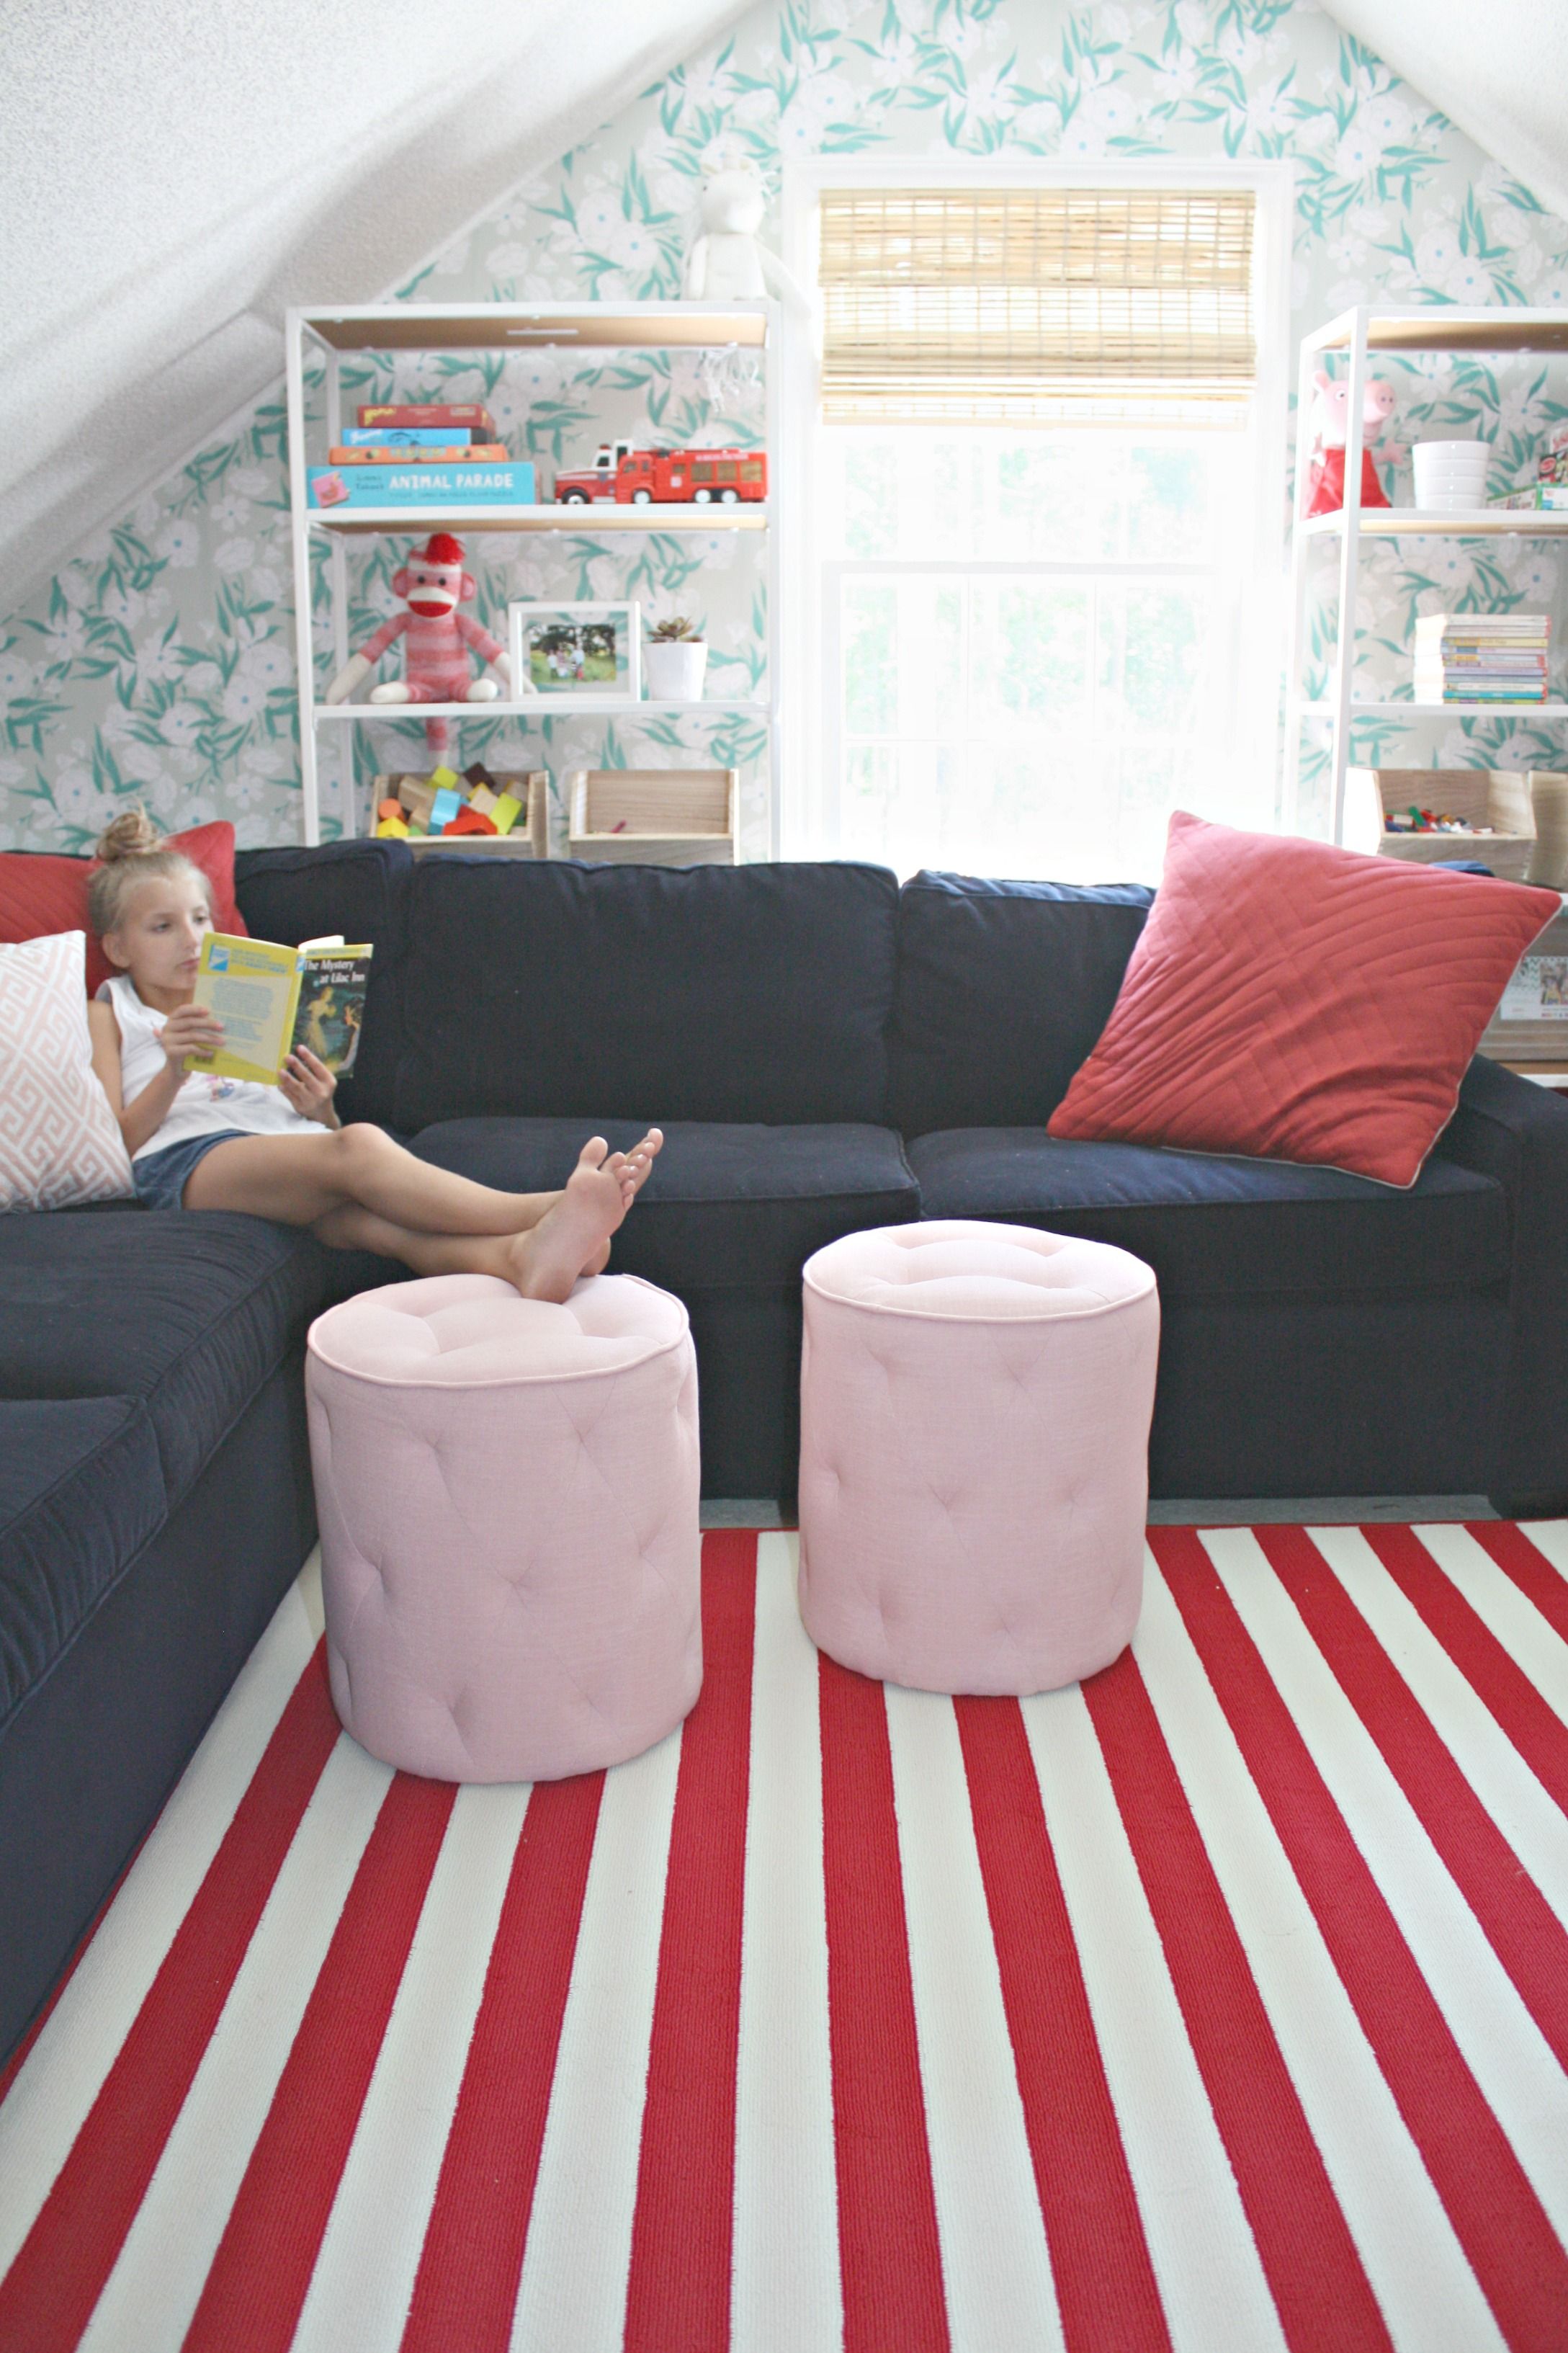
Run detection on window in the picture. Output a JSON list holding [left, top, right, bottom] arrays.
[[787, 169, 1288, 882]]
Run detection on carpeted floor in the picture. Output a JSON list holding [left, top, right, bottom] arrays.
[[1, 1520, 1565, 2352]]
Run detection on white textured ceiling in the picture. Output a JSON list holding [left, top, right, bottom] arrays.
[[0, 0, 745, 602], [1324, 0, 1568, 223]]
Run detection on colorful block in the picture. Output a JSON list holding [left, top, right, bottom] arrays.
[[429, 787, 463, 832], [490, 792, 524, 836], [429, 765, 461, 791], [375, 816, 411, 839], [444, 806, 498, 836]]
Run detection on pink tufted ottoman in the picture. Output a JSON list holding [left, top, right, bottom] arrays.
[[798, 1221, 1159, 1695], [305, 1272, 701, 1782]]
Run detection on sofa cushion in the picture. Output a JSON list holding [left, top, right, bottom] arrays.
[[0, 1210, 375, 1506], [392, 860, 900, 1132], [234, 839, 413, 1128], [890, 871, 1154, 1139], [907, 1129, 1510, 1298], [0, 823, 248, 998], [0, 1398, 165, 1727], [411, 1117, 919, 1292]]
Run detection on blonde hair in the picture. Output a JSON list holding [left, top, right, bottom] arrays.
[[88, 807, 205, 937]]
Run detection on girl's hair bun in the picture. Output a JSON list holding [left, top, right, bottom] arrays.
[[93, 805, 164, 862]]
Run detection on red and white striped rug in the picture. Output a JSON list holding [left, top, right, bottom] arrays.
[[2, 1520, 1567, 2353]]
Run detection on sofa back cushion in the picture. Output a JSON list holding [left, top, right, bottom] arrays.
[[392, 859, 900, 1130], [889, 871, 1155, 1138], [234, 839, 412, 1125]]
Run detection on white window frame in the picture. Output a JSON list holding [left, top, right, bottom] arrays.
[[778, 156, 1294, 868]]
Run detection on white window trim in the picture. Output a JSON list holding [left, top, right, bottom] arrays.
[[778, 155, 1295, 866]]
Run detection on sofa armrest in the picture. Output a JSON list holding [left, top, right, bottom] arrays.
[[1435, 1055, 1568, 1514]]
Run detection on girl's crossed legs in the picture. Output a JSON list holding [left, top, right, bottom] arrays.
[[182, 1122, 663, 1302]]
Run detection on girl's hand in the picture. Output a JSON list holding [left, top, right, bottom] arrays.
[[281, 1045, 340, 1129], [160, 1004, 225, 1073]]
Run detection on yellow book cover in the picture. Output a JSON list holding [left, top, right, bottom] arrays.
[[189, 934, 373, 1085]]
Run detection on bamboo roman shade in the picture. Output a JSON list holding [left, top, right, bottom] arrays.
[[818, 186, 1257, 426]]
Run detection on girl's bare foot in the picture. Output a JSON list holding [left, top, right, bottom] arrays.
[[503, 1138, 633, 1303], [619, 1127, 663, 1206]]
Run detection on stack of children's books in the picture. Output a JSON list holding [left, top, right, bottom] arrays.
[[1412, 612, 1550, 704], [308, 404, 535, 509]]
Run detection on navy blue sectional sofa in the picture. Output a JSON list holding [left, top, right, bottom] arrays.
[[3, 840, 1566, 2060]]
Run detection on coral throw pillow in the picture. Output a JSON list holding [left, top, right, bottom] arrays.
[[0, 820, 246, 996], [1047, 811, 1561, 1187], [0, 931, 134, 1210]]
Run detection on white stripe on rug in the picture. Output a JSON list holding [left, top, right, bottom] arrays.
[[507, 1719, 682, 2353], [1517, 1519, 1568, 1580], [1412, 1523, 1568, 1715], [730, 1532, 841, 2353], [886, 1681, 1064, 2353], [76, 1733, 389, 2352], [0, 1573, 318, 2281], [1021, 1679, 1289, 2353], [1202, 1526, 1568, 2245], [1308, 1524, 1568, 1925], [292, 1780, 531, 2353], [1137, 1549, 1506, 2353]]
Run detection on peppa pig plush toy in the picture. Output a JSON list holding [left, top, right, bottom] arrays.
[[1305, 372, 1405, 516], [323, 532, 511, 756]]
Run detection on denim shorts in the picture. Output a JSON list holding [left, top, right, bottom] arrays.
[[133, 1130, 248, 1210]]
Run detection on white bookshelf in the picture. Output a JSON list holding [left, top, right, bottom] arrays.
[[284, 302, 780, 848], [1285, 305, 1568, 841]]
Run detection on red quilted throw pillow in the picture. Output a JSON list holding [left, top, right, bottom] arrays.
[[0, 821, 247, 996], [1048, 811, 1561, 1187]]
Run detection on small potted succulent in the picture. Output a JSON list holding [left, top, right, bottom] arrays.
[[643, 615, 708, 702]]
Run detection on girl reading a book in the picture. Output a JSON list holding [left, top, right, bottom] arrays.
[[85, 810, 660, 1300]]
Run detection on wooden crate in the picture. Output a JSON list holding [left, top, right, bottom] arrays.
[[377, 772, 550, 857], [565, 767, 737, 865], [1343, 767, 1535, 880], [1482, 901, 1568, 1062]]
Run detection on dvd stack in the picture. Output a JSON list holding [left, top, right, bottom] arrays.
[[1412, 613, 1550, 704]]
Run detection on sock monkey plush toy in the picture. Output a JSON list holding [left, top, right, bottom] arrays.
[[323, 532, 511, 755]]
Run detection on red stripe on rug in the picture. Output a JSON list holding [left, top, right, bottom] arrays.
[[624, 1531, 758, 2353], [818, 1653, 949, 2353], [1464, 1519, 1568, 1654], [0, 1645, 339, 2353], [1361, 1526, 1568, 1813], [1083, 1640, 1392, 2353], [398, 1769, 604, 2353], [1260, 1527, 1568, 2074], [1152, 1526, 1568, 2353], [954, 1696, 1172, 2353], [182, 1773, 456, 2353]]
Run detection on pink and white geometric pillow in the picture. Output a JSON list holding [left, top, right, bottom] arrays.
[[0, 930, 133, 1211]]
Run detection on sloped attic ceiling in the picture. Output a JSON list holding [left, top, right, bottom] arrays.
[[0, 0, 746, 604], [1324, 0, 1568, 225]]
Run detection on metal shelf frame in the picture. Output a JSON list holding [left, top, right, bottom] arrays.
[[1285, 305, 1568, 842], [285, 300, 780, 847]]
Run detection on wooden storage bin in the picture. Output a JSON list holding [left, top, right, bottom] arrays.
[[1482, 901, 1568, 1062], [1343, 767, 1535, 880], [377, 771, 550, 857], [565, 767, 737, 865]]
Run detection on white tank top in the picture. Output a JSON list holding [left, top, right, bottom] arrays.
[[98, 973, 318, 1161]]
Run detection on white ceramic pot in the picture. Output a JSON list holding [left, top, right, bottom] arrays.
[[643, 639, 709, 701], [1413, 439, 1490, 507]]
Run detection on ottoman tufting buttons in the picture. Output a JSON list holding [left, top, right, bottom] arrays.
[[797, 1220, 1159, 1696], [305, 1272, 702, 1782]]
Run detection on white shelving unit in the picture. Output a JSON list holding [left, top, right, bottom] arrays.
[[1286, 305, 1568, 842], [284, 301, 780, 849]]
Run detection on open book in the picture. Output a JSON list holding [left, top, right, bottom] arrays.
[[189, 934, 372, 1086]]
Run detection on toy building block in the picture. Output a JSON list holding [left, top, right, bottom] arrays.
[[489, 791, 524, 836], [463, 760, 498, 791], [429, 764, 462, 792], [398, 772, 437, 816], [428, 785, 463, 831], [466, 785, 500, 816], [377, 797, 404, 824], [444, 805, 498, 836], [375, 815, 411, 839]]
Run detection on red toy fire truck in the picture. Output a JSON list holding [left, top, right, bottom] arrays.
[[553, 440, 768, 506]]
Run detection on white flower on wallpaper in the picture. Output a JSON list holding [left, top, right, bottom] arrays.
[[6, 0, 1568, 852]]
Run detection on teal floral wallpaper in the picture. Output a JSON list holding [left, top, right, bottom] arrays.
[[4, 0, 1568, 854]]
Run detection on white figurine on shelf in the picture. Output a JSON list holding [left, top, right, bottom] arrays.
[[682, 159, 808, 311]]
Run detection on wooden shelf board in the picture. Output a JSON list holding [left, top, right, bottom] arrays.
[[1295, 701, 1568, 718], [1308, 308, 1568, 356], [316, 699, 769, 721], [308, 503, 769, 535], [1301, 509, 1568, 537], [300, 303, 769, 353]]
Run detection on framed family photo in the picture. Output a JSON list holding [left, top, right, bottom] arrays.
[[509, 602, 641, 705]]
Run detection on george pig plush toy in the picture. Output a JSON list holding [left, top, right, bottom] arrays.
[[323, 532, 511, 755]]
